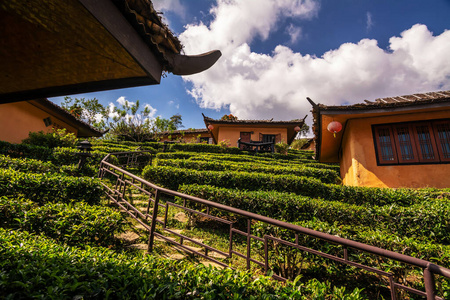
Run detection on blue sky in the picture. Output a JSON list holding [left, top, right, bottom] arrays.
[[50, 0, 450, 131]]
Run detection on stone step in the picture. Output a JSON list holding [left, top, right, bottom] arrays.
[[200, 261, 225, 269], [115, 231, 140, 242], [128, 243, 147, 250]]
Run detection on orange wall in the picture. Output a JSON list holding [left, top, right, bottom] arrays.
[[0, 101, 77, 143], [217, 126, 288, 147], [340, 109, 450, 188]]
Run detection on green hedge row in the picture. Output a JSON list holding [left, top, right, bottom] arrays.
[[0, 197, 124, 247], [0, 155, 57, 173], [93, 140, 165, 151], [0, 168, 102, 205], [179, 184, 450, 244], [142, 166, 430, 206], [51, 147, 109, 166], [156, 152, 195, 160], [0, 228, 367, 299], [189, 152, 315, 166], [0, 155, 98, 177], [0, 140, 52, 161], [169, 143, 242, 154], [156, 158, 340, 184]]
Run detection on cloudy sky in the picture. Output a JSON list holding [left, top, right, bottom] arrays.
[[51, 0, 450, 131]]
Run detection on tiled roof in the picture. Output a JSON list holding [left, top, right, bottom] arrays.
[[116, 0, 183, 71], [315, 90, 450, 111]]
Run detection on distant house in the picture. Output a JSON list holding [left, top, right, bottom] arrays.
[[309, 90, 450, 188], [203, 114, 304, 148], [0, 98, 103, 143], [158, 128, 212, 144]]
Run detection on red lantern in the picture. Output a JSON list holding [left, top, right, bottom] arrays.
[[327, 121, 342, 137], [208, 124, 214, 130], [294, 126, 301, 132]]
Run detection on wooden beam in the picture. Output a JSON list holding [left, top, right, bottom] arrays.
[[79, 0, 162, 83], [0, 77, 154, 104]]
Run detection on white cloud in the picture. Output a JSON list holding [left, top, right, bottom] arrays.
[[152, 0, 186, 21], [366, 12, 374, 32], [286, 24, 302, 44], [179, 1, 450, 129]]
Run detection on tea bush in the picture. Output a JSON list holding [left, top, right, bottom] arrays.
[[170, 143, 242, 154], [0, 228, 368, 299], [0, 168, 102, 205], [179, 184, 450, 244], [0, 140, 52, 161], [0, 155, 57, 173], [142, 166, 429, 206], [156, 158, 340, 184], [0, 196, 124, 247]]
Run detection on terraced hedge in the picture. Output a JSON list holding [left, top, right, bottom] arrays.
[[0, 168, 102, 205], [142, 166, 430, 206], [0, 196, 124, 247], [156, 158, 340, 184], [179, 184, 450, 244], [0, 140, 52, 161], [0, 229, 367, 299], [0, 155, 57, 173]]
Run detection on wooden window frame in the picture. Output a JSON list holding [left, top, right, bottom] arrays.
[[373, 119, 450, 165]]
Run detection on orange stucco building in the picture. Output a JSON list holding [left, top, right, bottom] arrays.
[[310, 90, 450, 188], [0, 98, 103, 143], [203, 114, 304, 147], [158, 129, 212, 144]]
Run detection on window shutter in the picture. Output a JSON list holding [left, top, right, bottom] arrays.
[[373, 125, 398, 164], [433, 120, 450, 162]]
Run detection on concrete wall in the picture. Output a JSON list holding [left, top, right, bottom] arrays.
[[340, 109, 450, 188], [0, 101, 77, 143], [216, 126, 288, 147]]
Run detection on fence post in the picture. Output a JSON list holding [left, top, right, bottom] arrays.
[[147, 189, 160, 253], [424, 266, 436, 300]]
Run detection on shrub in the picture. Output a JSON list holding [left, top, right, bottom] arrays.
[[22, 128, 77, 148], [179, 184, 450, 244], [169, 143, 241, 154], [155, 158, 340, 184], [0, 140, 52, 161], [0, 228, 368, 299], [0, 197, 124, 247], [0, 168, 102, 205], [0, 155, 57, 173], [52, 147, 109, 166], [142, 166, 430, 206], [275, 141, 289, 155]]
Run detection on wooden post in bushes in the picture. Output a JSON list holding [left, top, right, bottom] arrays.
[[147, 189, 160, 253]]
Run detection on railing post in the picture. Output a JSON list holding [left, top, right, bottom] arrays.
[[424, 266, 436, 300], [147, 189, 160, 253]]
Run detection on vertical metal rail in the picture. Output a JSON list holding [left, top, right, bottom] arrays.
[[147, 190, 160, 252]]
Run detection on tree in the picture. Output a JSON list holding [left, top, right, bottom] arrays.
[[61, 97, 108, 130], [169, 114, 183, 130], [220, 114, 238, 121], [108, 100, 153, 142]]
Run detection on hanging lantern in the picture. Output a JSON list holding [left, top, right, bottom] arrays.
[[294, 126, 301, 132], [327, 121, 342, 138], [208, 124, 214, 130]]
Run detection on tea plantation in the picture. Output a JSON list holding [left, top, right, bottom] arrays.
[[1, 138, 449, 299]]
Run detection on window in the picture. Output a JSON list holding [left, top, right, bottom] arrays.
[[373, 119, 450, 165]]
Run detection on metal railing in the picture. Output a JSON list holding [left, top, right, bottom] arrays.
[[98, 151, 450, 300]]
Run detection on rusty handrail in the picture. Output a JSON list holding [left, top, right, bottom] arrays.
[[99, 152, 450, 299]]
